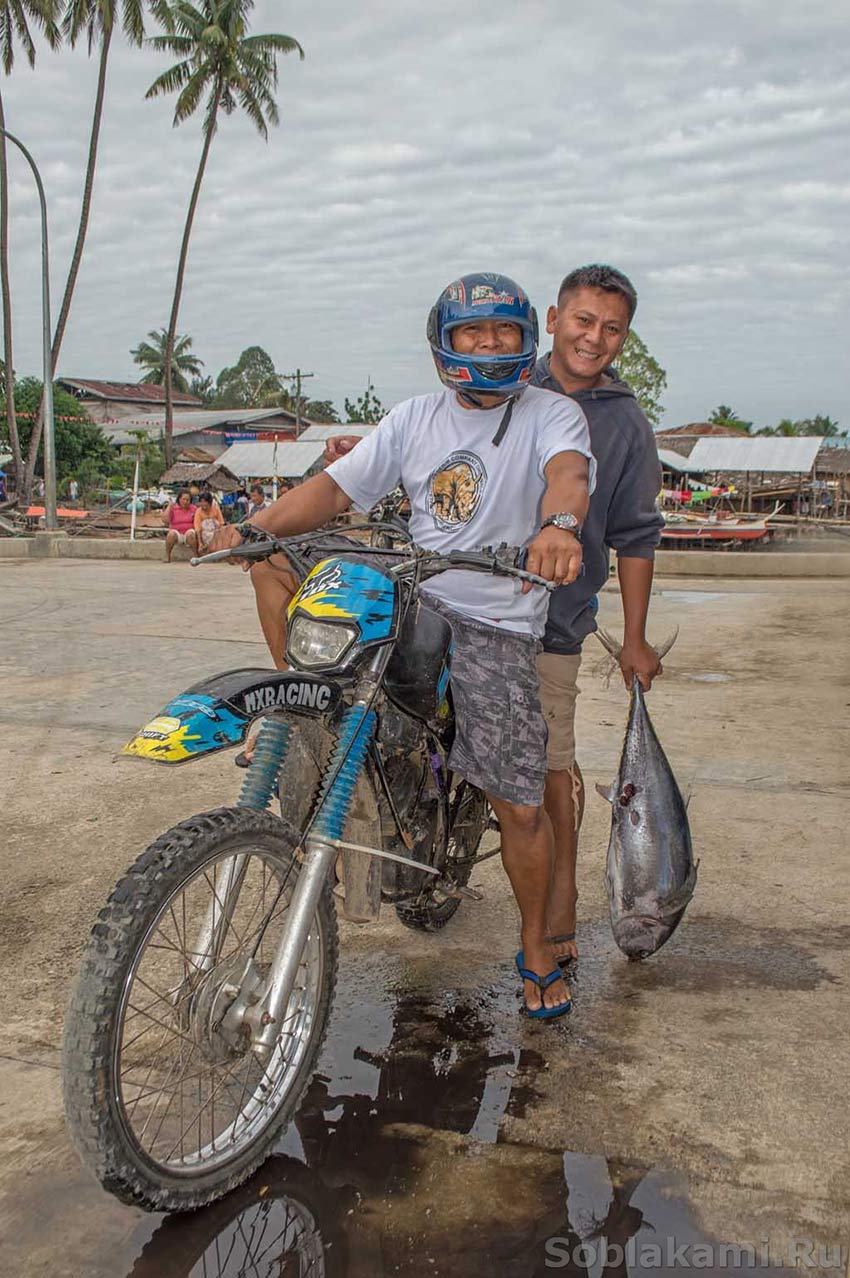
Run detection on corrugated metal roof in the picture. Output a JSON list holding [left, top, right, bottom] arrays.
[[657, 448, 698, 473], [217, 440, 326, 477], [59, 378, 201, 405], [299, 423, 377, 440], [686, 436, 821, 474]]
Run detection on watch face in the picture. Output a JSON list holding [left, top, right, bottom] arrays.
[[548, 513, 579, 530]]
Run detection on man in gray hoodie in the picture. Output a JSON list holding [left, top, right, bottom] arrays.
[[531, 264, 664, 965], [244, 263, 663, 979]]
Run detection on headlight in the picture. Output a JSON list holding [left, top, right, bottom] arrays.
[[286, 614, 358, 669]]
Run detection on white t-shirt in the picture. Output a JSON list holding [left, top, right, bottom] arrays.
[[326, 386, 596, 636]]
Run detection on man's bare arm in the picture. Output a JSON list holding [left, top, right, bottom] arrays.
[[208, 473, 352, 562], [617, 556, 662, 690], [523, 451, 590, 592]]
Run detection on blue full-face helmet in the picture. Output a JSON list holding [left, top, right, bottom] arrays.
[[427, 272, 539, 399]]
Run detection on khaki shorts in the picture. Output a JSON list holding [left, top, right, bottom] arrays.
[[536, 652, 582, 769]]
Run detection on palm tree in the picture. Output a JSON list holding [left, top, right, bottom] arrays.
[[0, 0, 59, 495], [131, 327, 204, 391], [146, 0, 302, 466], [19, 0, 158, 501]]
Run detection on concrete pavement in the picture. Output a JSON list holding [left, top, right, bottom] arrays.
[[0, 557, 848, 1276]]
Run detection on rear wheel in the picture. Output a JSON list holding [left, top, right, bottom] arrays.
[[62, 807, 337, 1213], [395, 785, 489, 932]]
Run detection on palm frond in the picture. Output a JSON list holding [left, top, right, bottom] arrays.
[[121, 0, 144, 45], [147, 33, 192, 53], [144, 57, 193, 99], [172, 62, 211, 122], [241, 32, 303, 59]]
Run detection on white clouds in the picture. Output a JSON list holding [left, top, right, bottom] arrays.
[[1, 0, 848, 427]]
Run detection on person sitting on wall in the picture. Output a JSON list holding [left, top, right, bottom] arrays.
[[163, 489, 198, 562]]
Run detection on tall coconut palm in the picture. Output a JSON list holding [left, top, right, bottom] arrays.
[[19, 0, 158, 501], [146, 0, 302, 466], [131, 326, 203, 391], [0, 0, 59, 494]]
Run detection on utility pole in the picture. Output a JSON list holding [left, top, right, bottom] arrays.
[[281, 368, 314, 437], [0, 129, 56, 528]]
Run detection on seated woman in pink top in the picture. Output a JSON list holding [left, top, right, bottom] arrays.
[[163, 489, 198, 562], [193, 491, 225, 554]]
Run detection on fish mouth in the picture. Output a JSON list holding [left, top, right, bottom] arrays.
[[613, 915, 674, 960]]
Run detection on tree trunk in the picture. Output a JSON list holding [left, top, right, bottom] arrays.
[[0, 86, 23, 495], [163, 94, 219, 469], [20, 25, 112, 503]]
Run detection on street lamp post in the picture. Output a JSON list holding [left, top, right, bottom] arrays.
[[0, 128, 56, 529]]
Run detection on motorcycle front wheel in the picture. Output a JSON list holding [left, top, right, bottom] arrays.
[[62, 807, 337, 1213]]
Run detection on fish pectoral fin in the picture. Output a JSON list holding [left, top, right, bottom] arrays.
[[595, 781, 616, 804], [657, 863, 699, 916]]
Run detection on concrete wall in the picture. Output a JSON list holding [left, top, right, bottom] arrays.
[[2, 537, 850, 575]]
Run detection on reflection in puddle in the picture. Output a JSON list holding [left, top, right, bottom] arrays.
[[122, 968, 817, 1278]]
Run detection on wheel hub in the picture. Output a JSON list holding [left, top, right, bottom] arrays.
[[190, 954, 267, 1065]]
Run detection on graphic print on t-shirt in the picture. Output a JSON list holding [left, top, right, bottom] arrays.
[[427, 450, 487, 530]]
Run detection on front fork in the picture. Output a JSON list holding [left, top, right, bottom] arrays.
[[244, 653, 386, 1060]]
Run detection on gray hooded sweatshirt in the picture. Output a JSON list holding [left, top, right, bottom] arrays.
[[530, 354, 664, 655]]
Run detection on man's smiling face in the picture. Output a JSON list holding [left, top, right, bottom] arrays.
[[546, 286, 630, 391]]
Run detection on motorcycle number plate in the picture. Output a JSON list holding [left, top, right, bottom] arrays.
[[231, 676, 339, 718]]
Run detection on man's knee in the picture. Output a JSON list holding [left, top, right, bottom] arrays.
[[489, 796, 547, 838], [249, 556, 298, 604]]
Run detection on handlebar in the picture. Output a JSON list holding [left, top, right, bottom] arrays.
[[191, 534, 559, 591]]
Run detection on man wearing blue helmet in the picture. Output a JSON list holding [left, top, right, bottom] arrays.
[[212, 272, 596, 1018]]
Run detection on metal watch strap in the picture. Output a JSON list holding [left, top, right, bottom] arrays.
[[541, 513, 582, 540]]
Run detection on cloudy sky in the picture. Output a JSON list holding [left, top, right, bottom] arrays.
[[4, 0, 849, 427]]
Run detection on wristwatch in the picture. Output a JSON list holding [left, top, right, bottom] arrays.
[[541, 512, 582, 541], [236, 521, 269, 544]]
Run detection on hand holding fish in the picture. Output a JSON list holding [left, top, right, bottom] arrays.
[[619, 637, 663, 691]]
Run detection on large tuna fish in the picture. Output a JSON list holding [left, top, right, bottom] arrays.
[[595, 631, 697, 959]]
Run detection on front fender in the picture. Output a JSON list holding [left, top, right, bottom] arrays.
[[120, 667, 342, 765]]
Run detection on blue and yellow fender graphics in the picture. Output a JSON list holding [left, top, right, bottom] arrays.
[[122, 693, 248, 765], [288, 556, 397, 644]]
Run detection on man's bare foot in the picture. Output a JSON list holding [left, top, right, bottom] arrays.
[[550, 929, 578, 964], [520, 936, 571, 1013]]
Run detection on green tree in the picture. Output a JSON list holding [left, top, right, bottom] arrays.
[[20, 0, 152, 503], [189, 372, 214, 403], [131, 327, 204, 391], [214, 344, 281, 406], [146, 0, 303, 467], [708, 404, 752, 433], [304, 399, 339, 424], [615, 331, 666, 427], [0, 0, 60, 493], [344, 379, 384, 424], [6, 376, 111, 482], [797, 414, 842, 438]]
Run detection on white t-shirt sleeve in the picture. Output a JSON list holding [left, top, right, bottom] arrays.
[[325, 410, 403, 512], [535, 395, 597, 494]]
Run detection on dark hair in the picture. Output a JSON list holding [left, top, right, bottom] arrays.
[[250, 484, 265, 496], [556, 264, 637, 323], [177, 488, 191, 502], [199, 491, 213, 505]]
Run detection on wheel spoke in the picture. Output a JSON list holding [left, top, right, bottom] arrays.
[[113, 842, 325, 1176]]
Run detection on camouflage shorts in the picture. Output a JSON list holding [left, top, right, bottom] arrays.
[[424, 596, 548, 807]]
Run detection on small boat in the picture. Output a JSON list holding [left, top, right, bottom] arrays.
[[661, 502, 783, 545]]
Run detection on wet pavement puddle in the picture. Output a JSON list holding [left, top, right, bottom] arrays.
[[11, 959, 837, 1277]]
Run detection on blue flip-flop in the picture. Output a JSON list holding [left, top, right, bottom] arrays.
[[515, 951, 572, 1020]]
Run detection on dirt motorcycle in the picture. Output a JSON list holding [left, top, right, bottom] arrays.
[[62, 528, 554, 1213]]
